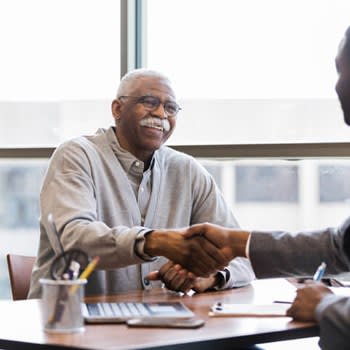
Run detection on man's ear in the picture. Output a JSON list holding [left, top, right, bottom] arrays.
[[111, 99, 122, 121]]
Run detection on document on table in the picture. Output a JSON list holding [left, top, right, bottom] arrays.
[[251, 278, 297, 304], [330, 287, 350, 297], [209, 278, 297, 318], [209, 302, 290, 317]]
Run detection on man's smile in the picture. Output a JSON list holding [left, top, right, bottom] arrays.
[[139, 117, 171, 132]]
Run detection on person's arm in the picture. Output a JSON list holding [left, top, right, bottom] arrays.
[[41, 142, 151, 269], [286, 282, 350, 350], [43, 142, 229, 276], [316, 294, 350, 350], [184, 220, 350, 278], [249, 224, 350, 278]]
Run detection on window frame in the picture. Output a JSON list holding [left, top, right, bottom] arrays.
[[1, 143, 350, 159]]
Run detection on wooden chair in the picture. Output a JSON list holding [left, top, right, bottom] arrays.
[[6, 254, 36, 300]]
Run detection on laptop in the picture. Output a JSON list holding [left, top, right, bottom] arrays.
[[82, 301, 194, 324]]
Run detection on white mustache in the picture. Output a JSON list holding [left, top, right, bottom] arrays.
[[139, 117, 170, 132]]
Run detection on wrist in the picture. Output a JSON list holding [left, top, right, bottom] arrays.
[[229, 230, 250, 257], [144, 230, 164, 256], [134, 229, 157, 260], [214, 272, 225, 289], [196, 274, 221, 292]]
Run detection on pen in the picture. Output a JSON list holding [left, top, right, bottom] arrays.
[[69, 256, 100, 295], [313, 262, 326, 281], [48, 213, 74, 280], [47, 285, 68, 325], [48, 213, 67, 262]]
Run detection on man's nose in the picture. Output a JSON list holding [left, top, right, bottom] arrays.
[[151, 103, 167, 119]]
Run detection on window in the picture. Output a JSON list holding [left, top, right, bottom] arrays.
[[0, 160, 47, 298], [235, 165, 298, 202], [199, 159, 350, 232], [146, 0, 350, 145], [0, 162, 46, 228], [319, 164, 350, 202], [0, 0, 120, 147]]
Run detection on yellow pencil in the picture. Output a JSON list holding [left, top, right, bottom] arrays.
[[70, 256, 100, 295]]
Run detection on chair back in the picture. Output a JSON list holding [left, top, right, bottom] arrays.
[[6, 254, 36, 300]]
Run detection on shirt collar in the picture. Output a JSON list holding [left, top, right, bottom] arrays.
[[107, 126, 156, 173]]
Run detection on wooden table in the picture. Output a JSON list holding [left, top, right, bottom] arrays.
[[0, 278, 318, 350]]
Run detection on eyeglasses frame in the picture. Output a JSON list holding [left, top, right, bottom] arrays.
[[118, 95, 181, 118]]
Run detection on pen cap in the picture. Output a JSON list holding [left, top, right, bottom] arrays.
[[63, 260, 81, 280], [313, 262, 327, 281]]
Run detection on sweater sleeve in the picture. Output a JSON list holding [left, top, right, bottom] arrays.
[[41, 141, 150, 269]]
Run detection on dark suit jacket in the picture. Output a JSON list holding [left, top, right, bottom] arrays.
[[249, 217, 350, 350]]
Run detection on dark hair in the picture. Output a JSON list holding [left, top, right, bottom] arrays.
[[343, 26, 350, 60], [346, 26, 350, 38]]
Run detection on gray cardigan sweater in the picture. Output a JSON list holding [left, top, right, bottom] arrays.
[[29, 127, 254, 298]]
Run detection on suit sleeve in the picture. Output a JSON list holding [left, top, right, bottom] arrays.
[[249, 218, 350, 278], [315, 294, 350, 350]]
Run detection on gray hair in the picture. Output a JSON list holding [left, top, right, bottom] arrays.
[[116, 69, 172, 97]]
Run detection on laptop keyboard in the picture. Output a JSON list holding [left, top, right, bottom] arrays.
[[86, 302, 152, 318]]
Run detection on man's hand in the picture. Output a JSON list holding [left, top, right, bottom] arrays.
[[183, 223, 250, 261], [286, 282, 333, 321], [144, 228, 231, 276], [147, 261, 196, 293], [146, 261, 219, 293]]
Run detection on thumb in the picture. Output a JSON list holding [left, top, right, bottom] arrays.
[[182, 224, 204, 239], [146, 270, 160, 281]]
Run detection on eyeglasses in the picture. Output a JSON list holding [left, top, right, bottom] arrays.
[[119, 95, 181, 118]]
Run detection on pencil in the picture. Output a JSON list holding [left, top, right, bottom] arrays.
[[69, 256, 100, 295]]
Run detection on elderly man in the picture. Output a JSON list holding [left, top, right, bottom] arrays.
[[184, 26, 350, 350], [28, 69, 254, 298]]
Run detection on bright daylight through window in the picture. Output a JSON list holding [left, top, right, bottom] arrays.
[[146, 0, 350, 145], [0, 0, 120, 147]]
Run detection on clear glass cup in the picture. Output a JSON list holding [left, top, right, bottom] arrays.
[[39, 278, 87, 333]]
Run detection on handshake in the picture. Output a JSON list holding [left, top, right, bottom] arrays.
[[143, 223, 251, 292]]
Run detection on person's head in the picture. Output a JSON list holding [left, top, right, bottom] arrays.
[[111, 69, 180, 164], [335, 26, 350, 125]]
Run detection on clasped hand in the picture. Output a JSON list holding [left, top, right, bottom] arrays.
[[147, 261, 218, 293], [144, 223, 248, 292], [145, 226, 232, 277]]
